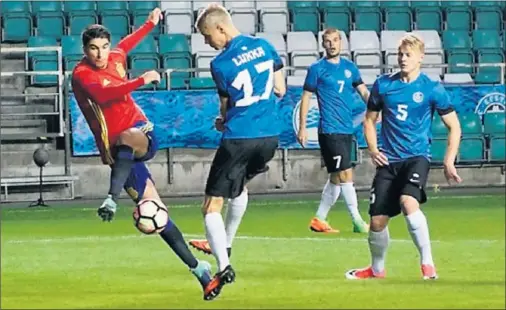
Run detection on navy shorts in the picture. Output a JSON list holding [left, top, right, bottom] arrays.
[[122, 121, 158, 203]]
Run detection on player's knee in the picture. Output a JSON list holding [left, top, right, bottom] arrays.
[[400, 195, 420, 216], [370, 215, 388, 232], [338, 169, 353, 183], [201, 196, 224, 215], [118, 128, 148, 153]]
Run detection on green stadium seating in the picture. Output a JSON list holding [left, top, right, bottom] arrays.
[[162, 57, 191, 90], [349, 1, 379, 8], [159, 34, 190, 55], [128, 1, 159, 13], [443, 30, 472, 50], [354, 7, 382, 32], [34, 11, 65, 39], [27, 36, 58, 59], [291, 7, 320, 34], [431, 139, 447, 163], [130, 56, 160, 91], [471, 1, 504, 8], [31, 1, 62, 12], [384, 7, 412, 31], [63, 1, 95, 13], [475, 50, 505, 84], [458, 138, 485, 162], [100, 12, 130, 36], [68, 12, 99, 36], [322, 7, 351, 34], [288, 1, 318, 9], [380, 1, 409, 8], [489, 137, 506, 161], [459, 113, 483, 136], [2, 1, 30, 13], [31, 55, 58, 86], [474, 7, 503, 30], [432, 113, 448, 137], [447, 50, 474, 74], [97, 1, 128, 13], [189, 77, 216, 89], [441, 1, 470, 8], [414, 8, 443, 33], [318, 1, 349, 8], [445, 7, 472, 31], [472, 30, 502, 50], [61, 35, 82, 57], [2, 2, 32, 42], [484, 113, 506, 136], [411, 1, 441, 8], [132, 12, 161, 37]]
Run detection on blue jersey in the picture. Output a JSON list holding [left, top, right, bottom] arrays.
[[303, 57, 364, 134], [210, 35, 284, 139], [368, 72, 454, 162]]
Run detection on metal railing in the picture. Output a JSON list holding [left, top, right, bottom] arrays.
[[0, 46, 65, 138]]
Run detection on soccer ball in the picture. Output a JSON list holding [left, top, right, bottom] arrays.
[[133, 198, 169, 235]]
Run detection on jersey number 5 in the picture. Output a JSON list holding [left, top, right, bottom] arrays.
[[232, 60, 274, 107], [396, 104, 408, 121]]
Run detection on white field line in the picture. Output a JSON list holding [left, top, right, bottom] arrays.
[[3, 233, 502, 245], [3, 194, 503, 213]]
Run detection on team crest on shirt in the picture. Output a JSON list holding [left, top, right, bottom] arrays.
[[413, 91, 424, 103], [115, 62, 126, 78], [344, 69, 352, 79]]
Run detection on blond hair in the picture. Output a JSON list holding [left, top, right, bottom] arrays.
[[398, 33, 425, 54], [195, 3, 232, 32], [322, 28, 341, 40]]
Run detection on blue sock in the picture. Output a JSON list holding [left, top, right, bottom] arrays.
[[109, 145, 135, 201], [159, 219, 199, 269]]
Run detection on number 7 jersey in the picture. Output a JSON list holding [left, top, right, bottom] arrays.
[[210, 35, 284, 139]]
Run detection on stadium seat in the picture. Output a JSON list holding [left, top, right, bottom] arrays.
[[162, 57, 191, 90], [130, 56, 160, 91], [195, 51, 219, 78], [475, 7, 503, 30], [97, 1, 128, 13], [475, 50, 505, 84], [354, 7, 382, 32], [318, 30, 351, 59], [350, 30, 380, 51], [34, 11, 65, 39], [459, 113, 483, 136], [228, 5, 257, 34], [471, 1, 504, 8], [189, 77, 216, 89], [381, 31, 407, 67], [100, 12, 130, 36], [443, 73, 474, 84], [132, 12, 161, 37], [489, 136, 506, 162], [430, 138, 447, 163], [440, 1, 471, 8], [411, 1, 441, 8], [159, 34, 190, 55], [63, 1, 95, 13], [414, 8, 443, 33], [257, 1, 289, 34], [1, 1, 32, 42], [317, 1, 349, 8], [128, 1, 159, 13], [380, 1, 410, 8], [484, 113, 506, 136], [349, 31, 381, 80], [447, 49, 474, 74], [291, 7, 320, 34], [432, 113, 448, 137], [67, 12, 99, 36], [321, 7, 352, 35], [444, 7, 472, 31], [442, 30, 472, 50], [458, 138, 485, 162], [472, 30, 502, 50], [27, 36, 58, 60], [61, 35, 82, 58], [31, 55, 59, 86], [287, 31, 319, 75], [287, 1, 318, 9], [383, 7, 413, 31], [31, 1, 62, 12], [162, 2, 193, 35], [287, 75, 306, 86], [457, 112, 486, 164], [349, 1, 379, 8], [191, 33, 216, 54], [255, 32, 289, 66], [412, 30, 442, 50]]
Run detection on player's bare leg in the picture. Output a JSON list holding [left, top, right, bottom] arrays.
[[401, 195, 438, 280], [310, 175, 341, 233], [338, 169, 369, 233], [345, 215, 389, 279], [98, 128, 149, 222], [140, 179, 217, 300], [201, 196, 236, 300], [190, 188, 248, 258]]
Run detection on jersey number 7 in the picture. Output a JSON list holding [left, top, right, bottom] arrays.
[[232, 60, 274, 107]]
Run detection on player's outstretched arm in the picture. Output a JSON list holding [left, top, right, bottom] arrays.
[[297, 90, 312, 147], [441, 111, 463, 185], [116, 8, 163, 55], [73, 69, 160, 105], [273, 70, 286, 98]]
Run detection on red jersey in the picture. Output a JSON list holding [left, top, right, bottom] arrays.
[[71, 21, 155, 165]]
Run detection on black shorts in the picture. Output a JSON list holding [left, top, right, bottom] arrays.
[[318, 133, 353, 173], [205, 136, 278, 199], [369, 156, 430, 218]]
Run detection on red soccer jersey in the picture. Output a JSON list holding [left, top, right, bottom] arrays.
[[72, 21, 155, 165]]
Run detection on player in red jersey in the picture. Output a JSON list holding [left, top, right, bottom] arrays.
[[71, 8, 221, 301]]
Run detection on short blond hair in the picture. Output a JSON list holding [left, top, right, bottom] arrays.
[[195, 3, 232, 32], [322, 28, 341, 40], [398, 33, 425, 54]]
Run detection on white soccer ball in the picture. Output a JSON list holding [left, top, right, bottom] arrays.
[[133, 198, 169, 235]]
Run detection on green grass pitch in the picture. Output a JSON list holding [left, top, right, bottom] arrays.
[[1, 194, 505, 309]]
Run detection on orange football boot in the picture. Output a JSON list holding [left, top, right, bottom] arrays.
[[189, 239, 212, 255], [309, 217, 340, 233]]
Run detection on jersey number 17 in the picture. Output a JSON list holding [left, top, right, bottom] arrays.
[[232, 60, 274, 107]]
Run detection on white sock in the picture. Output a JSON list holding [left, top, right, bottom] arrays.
[[340, 182, 363, 222], [405, 209, 434, 266], [204, 212, 230, 271], [368, 227, 389, 274], [224, 190, 248, 248], [315, 180, 341, 220]]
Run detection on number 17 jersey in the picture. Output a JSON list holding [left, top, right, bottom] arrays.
[[210, 35, 284, 139]]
